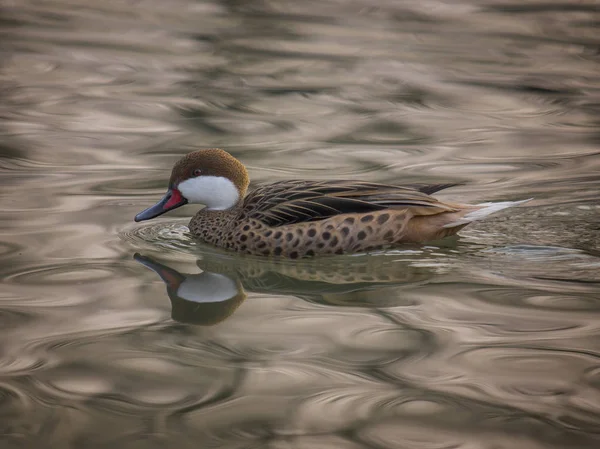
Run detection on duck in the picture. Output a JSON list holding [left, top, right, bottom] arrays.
[[134, 148, 529, 258]]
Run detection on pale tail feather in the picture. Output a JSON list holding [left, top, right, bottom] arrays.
[[442, 198, 532, 228]]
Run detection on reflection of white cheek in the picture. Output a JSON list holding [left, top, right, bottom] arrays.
[[176, 273, 238, 303], [178, 176, 239, 210]]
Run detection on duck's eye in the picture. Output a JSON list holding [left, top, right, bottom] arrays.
[[192, 169, 202, 176]]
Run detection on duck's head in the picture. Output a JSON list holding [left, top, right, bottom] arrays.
[[134, 148, 249, 222]]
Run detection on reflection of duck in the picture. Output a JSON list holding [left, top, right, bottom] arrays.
[[134, 149, 529, 258], [134, 250, 441, 326], [135, 254, 246, 326]]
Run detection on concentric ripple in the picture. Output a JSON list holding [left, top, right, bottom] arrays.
[[119, 221, 197, 255]]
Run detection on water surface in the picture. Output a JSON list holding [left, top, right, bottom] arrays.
[[1, 0, 599, 447]]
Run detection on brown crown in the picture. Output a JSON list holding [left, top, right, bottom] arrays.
[[169, 148, 250, 196]]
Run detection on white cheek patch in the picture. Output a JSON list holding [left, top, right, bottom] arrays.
[[176, 272, 239, 303], [178, 176, 239, 210]]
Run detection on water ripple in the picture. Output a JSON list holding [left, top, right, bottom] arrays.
[[3, 262, 118, 286], [119, 221, 197, 255]]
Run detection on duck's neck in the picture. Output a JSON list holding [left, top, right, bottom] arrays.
[[188, 207, 240, 243]]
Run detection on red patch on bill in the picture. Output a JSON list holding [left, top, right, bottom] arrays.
[[164, 189, 184, 209]]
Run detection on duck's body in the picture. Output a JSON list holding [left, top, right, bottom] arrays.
[[135, 149, 529, 258], [188, 180, 474, 258]]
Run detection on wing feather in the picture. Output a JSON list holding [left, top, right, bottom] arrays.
[[243, 180, 457, 227]]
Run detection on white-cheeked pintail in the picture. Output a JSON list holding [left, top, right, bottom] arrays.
[[134, 149, 529, 258]]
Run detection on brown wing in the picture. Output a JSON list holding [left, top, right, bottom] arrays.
[[243, 180, 459, 227]]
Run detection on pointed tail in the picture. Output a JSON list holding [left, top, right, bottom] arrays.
[[443, 198, 532, 228]]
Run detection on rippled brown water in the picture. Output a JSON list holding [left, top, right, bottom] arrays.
[[1, 0, 599, 447]]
